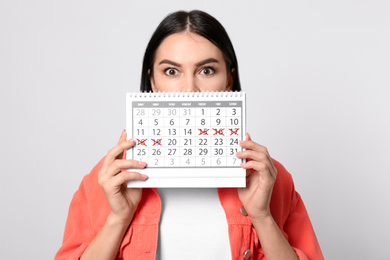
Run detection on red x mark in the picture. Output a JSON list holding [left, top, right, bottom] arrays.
[[198, 128, 209, 135], [229, 128, 240, 135], [152, 139, 162, 146], [137, 139, 147, 146], [213, 128, 225, 136]]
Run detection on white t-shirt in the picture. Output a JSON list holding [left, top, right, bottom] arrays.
[[156, 188, 232, 259]]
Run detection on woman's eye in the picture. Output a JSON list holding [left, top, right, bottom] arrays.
[[200, 67, 215, 76], [164, 68, 179, 76]]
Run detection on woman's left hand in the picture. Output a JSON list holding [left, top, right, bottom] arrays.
[[236, 133, 278, 221]]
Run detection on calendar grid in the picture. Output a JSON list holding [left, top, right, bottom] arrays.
[[131, 100, 244, 168]]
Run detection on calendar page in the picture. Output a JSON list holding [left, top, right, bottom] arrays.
[[126, 92, 246, 188]]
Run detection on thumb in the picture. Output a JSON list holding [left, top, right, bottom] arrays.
[[244, 133, 252, 158], [244, 133, 255, 174], [118, 129, 127, 144]]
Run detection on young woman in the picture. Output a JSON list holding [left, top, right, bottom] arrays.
[[56, 10, 323, 260]]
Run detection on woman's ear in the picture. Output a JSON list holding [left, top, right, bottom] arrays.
[[148, 69, 157, 92], [226, 68, 235, 91]]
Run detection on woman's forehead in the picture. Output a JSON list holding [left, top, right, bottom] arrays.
[[154, 31, 225, 65]]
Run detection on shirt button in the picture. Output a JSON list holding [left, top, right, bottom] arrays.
[[244, 249, 251, 259], [240, 206, 248, 216]]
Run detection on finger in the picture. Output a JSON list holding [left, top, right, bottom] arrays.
[[240, 157, 274, 174], [236, 149, 268, 162], [239, 151, 277, 178], [115, 130, 131, 160], [241, 160, 268, 172], [115, 130, 128, 161], [239, 140, 268, 155], [99, 130, 127, 174], [111, 171, 148, 187], [105, 138, 136, 165], [241, 157, 278, 179], [241, 160, 275, 180], [118, 129, 127, 144], [239, 138, 277, 175], [106, 159, 147, 177]]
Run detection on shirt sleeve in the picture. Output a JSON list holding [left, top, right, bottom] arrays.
[[55, 188, 95, 260], [284, 191, 324, 260]]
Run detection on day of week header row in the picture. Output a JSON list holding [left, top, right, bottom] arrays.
[[133, 101, 242, 108]]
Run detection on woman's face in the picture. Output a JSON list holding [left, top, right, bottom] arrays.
[[150, 31, 233, 92]]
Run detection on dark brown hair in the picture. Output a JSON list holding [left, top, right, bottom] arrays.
[[140, 10, 241, 92]]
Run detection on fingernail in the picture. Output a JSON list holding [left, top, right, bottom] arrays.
[[142, 174, 149, 180], [127, 138, 134, 144], [138, 160, 146, 165]]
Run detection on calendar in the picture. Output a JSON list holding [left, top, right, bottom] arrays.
[[126, 92, 246, 188]]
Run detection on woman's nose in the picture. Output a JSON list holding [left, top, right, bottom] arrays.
[[182, 75, 199, 92]]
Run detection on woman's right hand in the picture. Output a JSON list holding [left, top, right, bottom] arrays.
[[98, 130, 148, 225]]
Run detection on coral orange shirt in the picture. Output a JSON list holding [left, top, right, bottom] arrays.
[[55, 158, 323, 260]]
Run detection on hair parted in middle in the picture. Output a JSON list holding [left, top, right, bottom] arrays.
[[140, 10, 241, 92]]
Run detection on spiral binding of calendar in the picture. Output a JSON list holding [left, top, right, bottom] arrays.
[[129, 91, 244, 98]]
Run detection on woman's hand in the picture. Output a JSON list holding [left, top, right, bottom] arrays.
[[80, 131, 148, 260], [236, 133, 277, 221], [98, 130, 148, 225], [236, 134, 299, 260]]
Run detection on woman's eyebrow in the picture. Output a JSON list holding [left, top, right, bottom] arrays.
[[159, 60, 181, 67], [196, 58, 219, 66], [158, 58, 219, 67]]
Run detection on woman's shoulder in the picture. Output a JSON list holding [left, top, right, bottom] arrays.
[[71, 156, 111, 230], [270, 158, 300, 222], [83, 156, 105, 183], [74, 156, 106, 202], [271, 158, 295, 189]]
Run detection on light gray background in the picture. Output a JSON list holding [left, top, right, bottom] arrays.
[[1, 0, 389, 259]]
